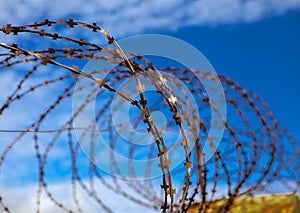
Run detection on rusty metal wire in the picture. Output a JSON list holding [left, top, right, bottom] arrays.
[[0, 20, 299, 213]]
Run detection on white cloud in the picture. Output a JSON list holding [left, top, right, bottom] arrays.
[[0, 0, 300, 37], [0, 180, 158, 213]]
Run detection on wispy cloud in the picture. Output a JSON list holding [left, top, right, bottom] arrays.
[[0, 180, 157, 213], [1, 0, 300, 37]]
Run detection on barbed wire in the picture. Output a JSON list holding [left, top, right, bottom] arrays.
[[0, 20, 299, 213]]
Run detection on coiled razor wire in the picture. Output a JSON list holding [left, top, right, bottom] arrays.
[[0, 20, 299, 213]]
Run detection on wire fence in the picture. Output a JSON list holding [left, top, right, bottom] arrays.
[[0, 20, 299, 213]]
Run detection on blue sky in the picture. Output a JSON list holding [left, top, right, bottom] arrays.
[[167, 11, 300, 142], [0, 1, 300, 212]]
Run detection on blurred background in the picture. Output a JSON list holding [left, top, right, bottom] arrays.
[[0, 0, 299, 212]]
